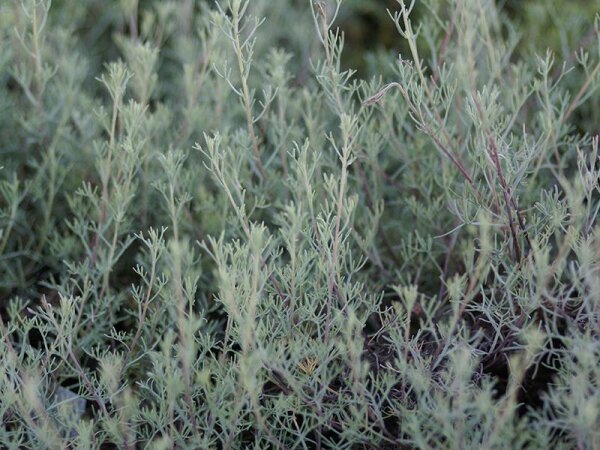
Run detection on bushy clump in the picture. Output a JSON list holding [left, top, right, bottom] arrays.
[[1, 0, 599, 448]]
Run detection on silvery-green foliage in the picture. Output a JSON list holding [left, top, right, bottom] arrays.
[[0, 0, 599, 448]]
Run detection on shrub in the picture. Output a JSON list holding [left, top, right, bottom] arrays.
[[0, 0, 599, 448]]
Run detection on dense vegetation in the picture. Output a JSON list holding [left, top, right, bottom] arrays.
[[1, 0, 599, 448]]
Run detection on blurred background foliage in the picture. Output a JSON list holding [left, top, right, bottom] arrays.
[[38, 0, 600, 133], [44, 0, 598, 75], [339, 0, 597, 74]]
